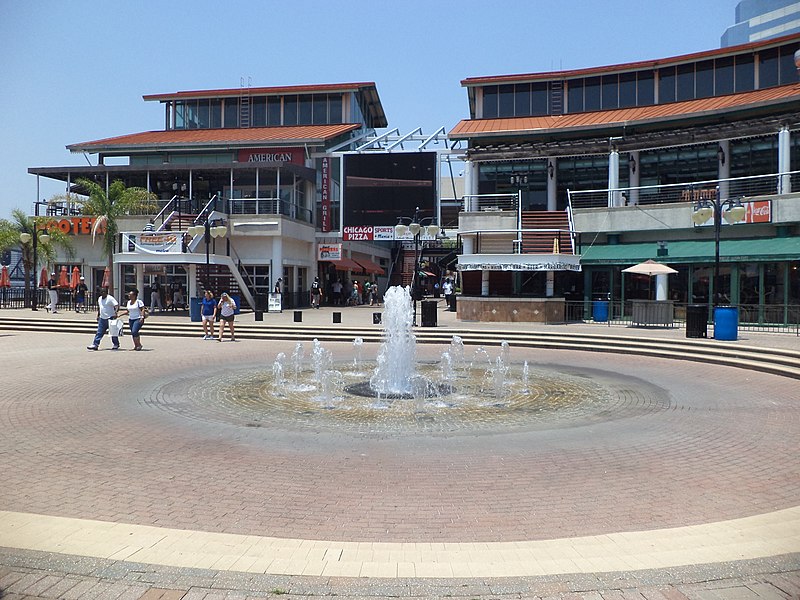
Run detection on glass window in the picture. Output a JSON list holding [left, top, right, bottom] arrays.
[[251, 97, 266, 127], [759, 48, 780, 88], [567, 79, 583, 113], [658, 66, 676, 103], [498, 84, 514, 117], [284, 95, 298, 125], [618, 72, 636, 107], [676, 63, 695, 101], [715, 56, 734, 95], [601, 74, 618, 109], [298, 95, 312, 124], [328, 94, 342, 123], [224, 98, 238, 128], [312, 95, 327, 124], [514, 84, 531, 117], [482, 86, 498, 118], [636, 71, 654, 105], [185, 100, 198, 129], [695, 60, 714, 98], [267, 97, 281, 125], [735, 54, 755, 92], [210, 99, 222, 128], [531, 82, 548, 115], [584, 76, 601, 111], [174, 101, 185, 129], [197, 100, 210, 128], [779, 45, 798, 84]]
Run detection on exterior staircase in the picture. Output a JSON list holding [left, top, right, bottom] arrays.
[[195, 264, 242, 299], [521, 210, 572, 254]]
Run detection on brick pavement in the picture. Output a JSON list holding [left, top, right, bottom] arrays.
[[0, 312, 798, 598]]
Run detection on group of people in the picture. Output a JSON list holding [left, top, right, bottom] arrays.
[[44, 272, 89, 314], [327, 278, 379, 307], [199, 289, 238, 341], [148, 280, 186, 312]]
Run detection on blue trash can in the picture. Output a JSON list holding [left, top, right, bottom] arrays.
[[713, 306, 738, 341], [189, 297, 202, 322], [592, 300, 609, 322]]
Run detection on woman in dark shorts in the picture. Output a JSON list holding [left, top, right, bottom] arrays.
[[217, 292, 236, 342]]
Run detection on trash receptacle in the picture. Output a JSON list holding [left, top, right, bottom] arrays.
[[713, 306, 738, 341], [253, 294, 267, 321], [686, 304, 707, 338], [449, 294, 457, 312], [189, 297, 202, 322], [421, 300, 438, 327], [592, 300, 609, 322]]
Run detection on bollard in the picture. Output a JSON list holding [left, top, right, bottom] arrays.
[[293, 310, 302, 323], [373, 312, 382, 325], [254, 311, 264, 322], [333, 312, 341, 324]]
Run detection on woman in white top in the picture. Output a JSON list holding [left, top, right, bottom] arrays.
[[217, 292, 236, 342], [118, 289, 149, 351]]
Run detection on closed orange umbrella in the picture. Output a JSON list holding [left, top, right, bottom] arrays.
[[101, 267, 110, 288], [70, 266, 81, 289], [58, 266, 69, 288], [39, 268, 48, 287], [0, 265, 10, 288]]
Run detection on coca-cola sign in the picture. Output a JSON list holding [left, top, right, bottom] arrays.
[[745, 200, 771, 223]]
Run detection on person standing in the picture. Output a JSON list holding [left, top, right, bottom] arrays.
[[87, 287, 119, 350], [310, 276, 322, 309], [442, 277, 454, 311], [74, 276, 88, 313], [149, 278, 163, 312], [46, 272, 59, 313], [274, 277, 282, 294], [332, 279, 342, 306], [217, 292, 236, 342], [201, 290, 217, 340], [118, 289, 148, 351]]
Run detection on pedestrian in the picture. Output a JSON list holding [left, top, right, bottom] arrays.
[[332, 279, 342, 305], [46, 272, 59, 313], [149, 278, 163, 312], [142, 218, 155, 233], [74, 276, 88, 313], [117, 289, 148, 351], [274, 277, 282, 294], [172, 286, 186, 311], [443, 277, 454, 310], [310, 276, 322, 309], [201, 290, 217, 340], [217, 292, 236, 341], [369, 282, 379, 306], [362, 280, 371, 305], [87, 287, 120, 350]]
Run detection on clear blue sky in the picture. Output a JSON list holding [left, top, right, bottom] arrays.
[[0, 0, 737, 218]]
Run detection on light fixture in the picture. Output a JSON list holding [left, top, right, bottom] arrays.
[[408, 222, 421, 237], [211, 225, 227, 238], [187, 225, 204, 237], [39, 232, 50, 243], [19, 232, 31, 244], [628, 154, 636, 174], [425, 224, 440, 238], [394, 223, 409, 237], [548, 162, 554, 179], [722, 201, 746, 224], [717, 144, 726, 166], [691, 202, 714, 225]]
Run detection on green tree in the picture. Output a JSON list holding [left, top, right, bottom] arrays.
[[0, 208, 73, 304], [74, 179, 157, 294]]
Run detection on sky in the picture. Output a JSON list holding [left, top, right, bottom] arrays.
[[0, 0, 738, 219]]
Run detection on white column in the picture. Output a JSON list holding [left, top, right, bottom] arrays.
[[272, 236, 283, 288], [608, 148, 620, 207], [481, 270, 489, 296], [464, 161, 478, 211], [547, 158, 557, 211], [629, 151, 640, 205], [718, 140, 731, 200], [462, 236, 474, 255], [778, 126, 791, 194], [655, 274, 668, 301], [135, 265, 144, 298], [546, 271, 555, 297]]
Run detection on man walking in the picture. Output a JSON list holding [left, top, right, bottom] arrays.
[[87, 287, 120, 350], [149, 278, 163, 312], [442, 277, 454, 311], [46, 272, 59, 313], [310, 276, 322, 309]]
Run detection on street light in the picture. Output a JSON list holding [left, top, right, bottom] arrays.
[[395, 207, 439, 326], [691, 186, 745, 308], [187, 216, 227, 294], [18, 202, 49, 310]]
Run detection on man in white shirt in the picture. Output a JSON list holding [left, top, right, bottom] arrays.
[[87, 287, 120, 350], [442, 278, 454, 310]]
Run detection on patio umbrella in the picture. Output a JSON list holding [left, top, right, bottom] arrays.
[[0, 265, 10, 288], [39, 267, 48, 287], [101, 267, 110, 288], [58, 265, 69, 287], [70, 266, 81, 289], [621, 260, 678, 276]]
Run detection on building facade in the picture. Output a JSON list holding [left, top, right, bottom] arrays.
[[722, 0, 800, 47]]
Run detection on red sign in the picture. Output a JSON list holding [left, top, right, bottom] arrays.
[[237, 147, 304, 164], [321, 157, 331, 232], [343, 225, 373, 241], [745, 200, 771, 223]]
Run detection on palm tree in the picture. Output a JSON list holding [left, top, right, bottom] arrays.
[[0, 208, 73, 305], [75, 179, 158, 294]]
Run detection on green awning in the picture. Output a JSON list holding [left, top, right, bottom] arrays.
[[580, 237, 800, 265]]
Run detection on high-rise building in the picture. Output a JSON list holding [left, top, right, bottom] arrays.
[[722, 0, 800, 46]]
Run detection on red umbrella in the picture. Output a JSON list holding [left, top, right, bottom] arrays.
[[0, 265, 10, 288], [58, 266, 69, 288], [70, 266, 81, 289], [39, 268, 48, 287], [101, 267, 110, 288]]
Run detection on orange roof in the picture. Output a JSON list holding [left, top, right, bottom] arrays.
[[449, 84, 800, 139], [68, 124, 362, 152], [143, 82, 378, 101], [462, 33, 800, 86]]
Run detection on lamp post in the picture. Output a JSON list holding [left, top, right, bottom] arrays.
[[691, 186, 745, 310], [19, 202, 50, 310], [187, 216, 227, 294], [395, 207, 440, 326]]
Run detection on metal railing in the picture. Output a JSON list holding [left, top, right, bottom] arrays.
[[462, 193, 519, 212], [460, 229, 579, 255], [224, 197, 313, 223]]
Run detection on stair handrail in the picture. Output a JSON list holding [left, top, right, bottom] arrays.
[[153, 195, 180, 231], [566, 204, 577, 255], [192, 195, 222, 226], [228, 242, 257, 294]]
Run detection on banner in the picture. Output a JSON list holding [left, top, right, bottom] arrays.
[[321, 157, 331, 232], [318, 243, 342, 260], [122, 233, 183, 254], [343, 225, 437, 241]]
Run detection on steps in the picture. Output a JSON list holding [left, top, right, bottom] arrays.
[[521, 211, 571, 254], [195, 264, 241, 298]]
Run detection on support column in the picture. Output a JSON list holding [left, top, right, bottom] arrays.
[[481, 270, 489, 297], [778, 126, 791, 194], [272, 236, 283, 290], [629, 151, 640, 206], [462, 236, 474, 255], [547, 158, 557, 211], [135, 265, 144, 298], [608, 148, 620, 207], [546, 271, 555, 297], [187, 264, 197, 299], [464, 161, 478, 211], [718, 140, 731, 200], [655, 273, 668, 301]]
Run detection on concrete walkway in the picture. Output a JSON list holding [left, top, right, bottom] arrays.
[[0, 305, 798, 599]]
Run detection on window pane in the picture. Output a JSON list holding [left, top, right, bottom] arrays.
[[328, 94, 342, 123], [210, 99, 222, 128], [267, 97, 281, 125], [197, 100, 210, 128], [312, 95, 327, 124], [298, 94, 312, 124], [676, 63, 694, 101], [619, 72, 636, 107], [531, 82, 548, 115], [715, 57, 734, 95], [483, 86, 498, 118], [584, 76, 601, 111], [224, 98, 238, 128], [735, 54, 755, 92], [637, 71, 654, 105], [601, 74, 618, 109], [759, 48, 779, 88], [186, 100, 198, 129], [696, 60, 714, 98], [567, 79, 583, 113], [284, 95, 298, 125], [174, 101, 185, 129], [498, 84, 514, 117], [779, 45, 797, 84], [251, 97, 266, 127], [514, 84, 531, 116], [658, 67, 676, 103]]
